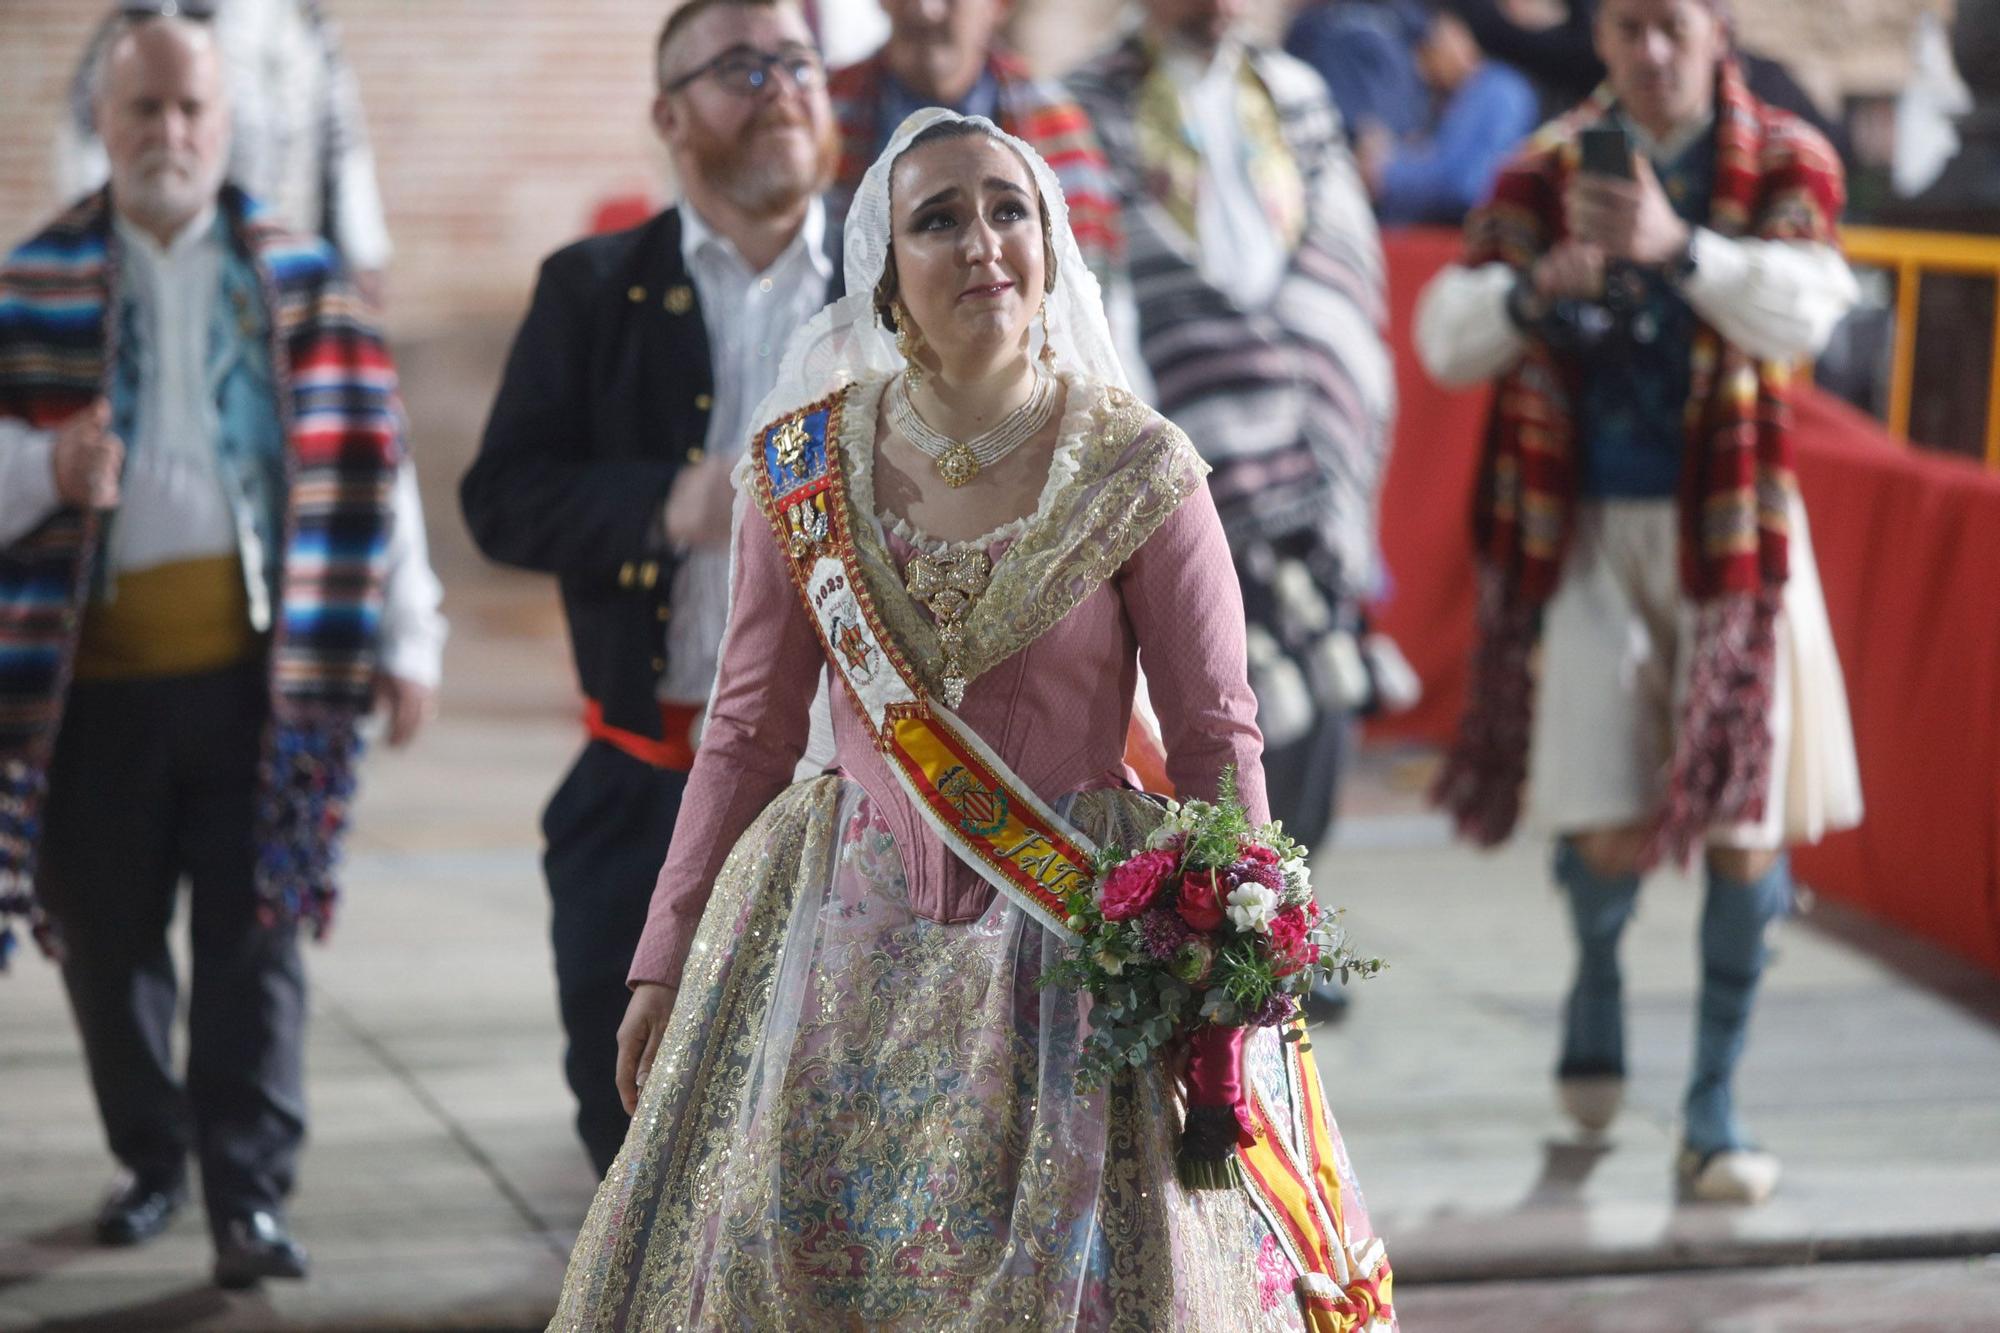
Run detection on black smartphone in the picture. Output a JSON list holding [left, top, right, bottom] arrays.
[[1579, 124, 1635, 180]]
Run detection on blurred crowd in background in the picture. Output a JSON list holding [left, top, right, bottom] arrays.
[[9, 0, 1988, 452]]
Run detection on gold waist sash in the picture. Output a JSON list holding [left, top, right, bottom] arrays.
[[75, 555, 258, 681]]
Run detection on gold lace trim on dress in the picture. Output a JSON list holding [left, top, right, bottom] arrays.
[[844, 372, 1209, 702]]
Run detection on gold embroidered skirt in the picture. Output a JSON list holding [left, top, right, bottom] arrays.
[[550, 777, 1387, 1331]]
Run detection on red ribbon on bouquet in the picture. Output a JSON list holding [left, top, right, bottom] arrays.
[[1177, 1023, 1257, 1189]]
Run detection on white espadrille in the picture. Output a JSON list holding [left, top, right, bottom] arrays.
[[1677, 1147, 1781, 1204]]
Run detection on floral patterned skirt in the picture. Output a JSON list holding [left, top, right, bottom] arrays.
[[549, 777, 1389, 1332]]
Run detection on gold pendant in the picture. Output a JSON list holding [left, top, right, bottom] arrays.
[[935, 442, 980, 488], [906, 549, 991, 707]]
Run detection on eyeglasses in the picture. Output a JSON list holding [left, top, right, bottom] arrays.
[[664, 47, 825, 96], [119, 0, 217, 17]]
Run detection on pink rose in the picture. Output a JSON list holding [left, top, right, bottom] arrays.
[[1176, 868, 1227, 934], [1099, 850, 1179, 922], [1266, 905, 1318, 976]]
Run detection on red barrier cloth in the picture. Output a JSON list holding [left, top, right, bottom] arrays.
[[1367, 229, 1489, 746], [1370, 228, 2000, 975], [589, 194, 656, 235], [1787, 391, 2000, 973]]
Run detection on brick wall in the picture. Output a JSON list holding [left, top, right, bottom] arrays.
[[0, 0, 1957, 335], [0, 1, 672, 336], [0, 3, 101, 273]]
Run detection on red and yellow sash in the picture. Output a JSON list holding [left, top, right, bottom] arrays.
[[749, 392, 1092, 937], [752, 390, 1391, 1330], [1239, 1028, 1395, 1331]]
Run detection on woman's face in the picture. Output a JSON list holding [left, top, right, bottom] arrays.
[[887, 133, 1047, 375]]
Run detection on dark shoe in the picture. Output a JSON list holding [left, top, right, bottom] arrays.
[[212, 1210, 310, 1289], [95, 1171, 188, 1246]]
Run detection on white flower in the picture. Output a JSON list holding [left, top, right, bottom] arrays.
[[1093, 948, 1127, 976], [1225, 883, 1281, 934], [1282, 855, 1313, 898]]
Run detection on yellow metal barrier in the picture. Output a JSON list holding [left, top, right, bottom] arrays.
[[1839, 226, 2000, 469]]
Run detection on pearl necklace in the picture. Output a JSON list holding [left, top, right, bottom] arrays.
[[888, 369, 1058, 488]]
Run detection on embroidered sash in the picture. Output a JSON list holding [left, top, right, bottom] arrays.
[[1238, 1026, 1396, 1331], [752, 390, 1390, 1328], [749, 392, 1093, 938]]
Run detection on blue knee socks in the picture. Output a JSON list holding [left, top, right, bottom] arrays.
[[1555, 840, 1641, 1080], [1684, 854, 1793, 1154]]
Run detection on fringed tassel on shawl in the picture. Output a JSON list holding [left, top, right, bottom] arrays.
[[254, 713, 366, 937], [1431, 569, 1540, 846], [0, 758, 57, 968], [1649, 590, 1782, 867]]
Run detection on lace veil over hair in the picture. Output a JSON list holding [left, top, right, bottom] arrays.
[[739, 107, 1130, 478]]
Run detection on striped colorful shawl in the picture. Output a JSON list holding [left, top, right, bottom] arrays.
[[0, 187, 400, 962], [827, 47, 1125, 283], [1432, 60, 1845, 863], [1066, 35, 1391, 598]]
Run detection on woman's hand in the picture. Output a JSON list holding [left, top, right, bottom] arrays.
[[615, 982, 677, 1115]]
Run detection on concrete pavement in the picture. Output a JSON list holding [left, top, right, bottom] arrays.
[[2, 326, 1997, 1330]]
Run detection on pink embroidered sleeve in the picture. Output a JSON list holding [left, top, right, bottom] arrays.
[[1118, 482, 1270, 825], [626, 501, 823, 989]]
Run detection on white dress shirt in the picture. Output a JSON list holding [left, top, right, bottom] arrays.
[[0, 208, 445, 686], [1416, 115, 1860, 387], [658, 198, 832, 706], [106, 207, 243, 580]]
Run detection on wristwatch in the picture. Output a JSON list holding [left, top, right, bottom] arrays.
[[1663, 228, 1700, 288], [1505, 271, 1549, 330]]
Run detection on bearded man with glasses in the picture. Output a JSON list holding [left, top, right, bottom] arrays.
[[461, 0, 842, 1177]]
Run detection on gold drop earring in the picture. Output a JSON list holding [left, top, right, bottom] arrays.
[[1038, 299, 1057, 373], [892, 304, 923, 390]]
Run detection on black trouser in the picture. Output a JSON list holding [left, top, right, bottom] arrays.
[[541, 740, 686, 1176], [36, 660, 305, 1233]]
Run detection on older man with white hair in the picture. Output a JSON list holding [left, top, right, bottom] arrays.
[[57, 0, 393, 303], [0, 8, 442, 1285]]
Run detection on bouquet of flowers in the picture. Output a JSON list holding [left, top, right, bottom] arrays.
[[1042, 769, 1383, 1188]]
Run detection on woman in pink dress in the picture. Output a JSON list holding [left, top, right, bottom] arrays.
[[549, 109, 1394, 1332]]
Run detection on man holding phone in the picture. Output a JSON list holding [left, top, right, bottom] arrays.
[[1412, 0, 1862, 1204]]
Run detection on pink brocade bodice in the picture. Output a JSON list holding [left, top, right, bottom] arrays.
[[628, 380, 1265, 989]]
